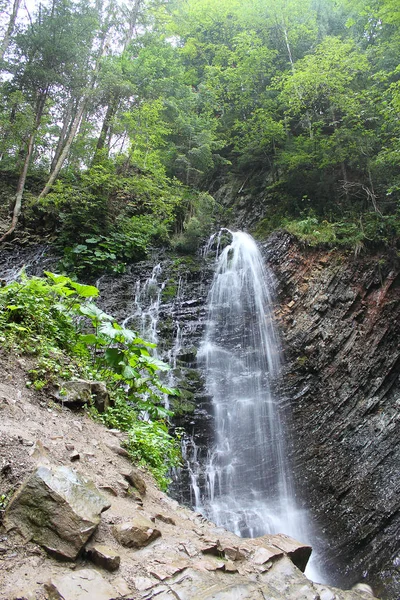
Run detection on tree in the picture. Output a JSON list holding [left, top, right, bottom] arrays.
[[0, 0, 22, 62], [1, 0, 99, 239]]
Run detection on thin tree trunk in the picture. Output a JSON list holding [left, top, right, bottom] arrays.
[[123, 0, 141, 51], [92, 100, 116, 161], [91, 1, 141, 163], [0, 0, 22, 61], [38, 24, 110, 197], [0, 91, 47, 242], [50, 98, 75, 171], [39, 99, 86, 198]]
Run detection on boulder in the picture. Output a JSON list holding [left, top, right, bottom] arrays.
[[5, 464, 110, 560], [54, 380, 110, 412], [112, 515, 161, 548], [44, 569, 118, 600]]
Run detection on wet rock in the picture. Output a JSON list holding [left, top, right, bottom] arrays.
[[112, 515, 161, 548], [264, 231, 400, 597], [176, 346, 197, 364], [85, 544, 120, 571], [44, 568, 117, 600], [351, 583, 375, 597], [4, 464, 110, 560]]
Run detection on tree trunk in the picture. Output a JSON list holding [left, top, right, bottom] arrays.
[[92, 100, 116, 163], [50, 98, 75, 171], [39, 99, 86, 198], [38, 24, 110, 197], [0, 0, 22, 61], [0, 91, 47, 242], [123, 0, 141, 51]]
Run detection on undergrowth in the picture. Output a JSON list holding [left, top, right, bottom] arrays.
[[0, 272, 181, 489], [255, 210, 400, 253]]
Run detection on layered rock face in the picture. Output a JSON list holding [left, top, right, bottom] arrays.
[[263, 232, 400, 599], [2, 237, 397, 597], [97, 237, 399, 598]]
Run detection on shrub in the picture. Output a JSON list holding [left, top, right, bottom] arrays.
[[0, 272, 181, 489]]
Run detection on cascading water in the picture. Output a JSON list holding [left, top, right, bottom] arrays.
[[195, 230, 318, 575]]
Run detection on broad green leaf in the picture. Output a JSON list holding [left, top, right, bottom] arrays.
[[104, 348, 124, 366], [44, 272, 70, 285], [99, 321, 120, 338], [79, 303, 113, 322], [157, 385, 180, 396], [69, 281, 99, 297], [133, 338, 157, 348], [122, 365, 138, 379], [79, 333, 99, 345], [141, 356, 170, 371]]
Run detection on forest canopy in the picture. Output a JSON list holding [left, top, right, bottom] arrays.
[[0, 0, 399, 270]]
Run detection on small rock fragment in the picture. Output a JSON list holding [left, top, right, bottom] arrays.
[[224, 560, 239, 573], [86, 544, 120, 572], [112, 576, 132, 596], [134, 576, 155, 591], [252, 546, 283, 565], [112, 516, 161, 548], [69, 451, 80, 462], [122, 468, 147, 495], [99, 485, 118, 497], [154, 513, 175, 525], [107, 443, 130, 458]]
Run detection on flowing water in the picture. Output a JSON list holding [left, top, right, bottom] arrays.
[[194, 230, 319, 576]]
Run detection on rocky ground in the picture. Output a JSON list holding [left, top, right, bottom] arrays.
[[0, 351, 378, 600]]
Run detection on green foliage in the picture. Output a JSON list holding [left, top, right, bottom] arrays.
[[0, 272, 181, 488], [172, 191, 221, 254], [280, 211, 400, 250], [283, 216, 337, 245], [0, 489, 13, 512], [98, 395, 182, 489], [60, 216, 167, 277], [2, 0, 400, 253]]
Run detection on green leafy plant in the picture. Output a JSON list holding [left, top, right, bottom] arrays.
[[0, 272, 181, 488]]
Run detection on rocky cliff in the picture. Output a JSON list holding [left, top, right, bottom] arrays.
[[96, 234, 399, 599], [263, 232, 400, 599], [1, 233, 398, 599]]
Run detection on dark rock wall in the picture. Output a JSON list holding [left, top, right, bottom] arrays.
[[263, 232, 400, 599]]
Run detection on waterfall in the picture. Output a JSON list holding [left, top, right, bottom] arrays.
[[195, 230, 316, 564]]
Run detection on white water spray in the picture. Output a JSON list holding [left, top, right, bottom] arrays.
[[197, 230, 319, 578]]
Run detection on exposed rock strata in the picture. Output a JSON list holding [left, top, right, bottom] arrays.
[[96, 240, 399, 598], [263, 232, 400, 599]]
